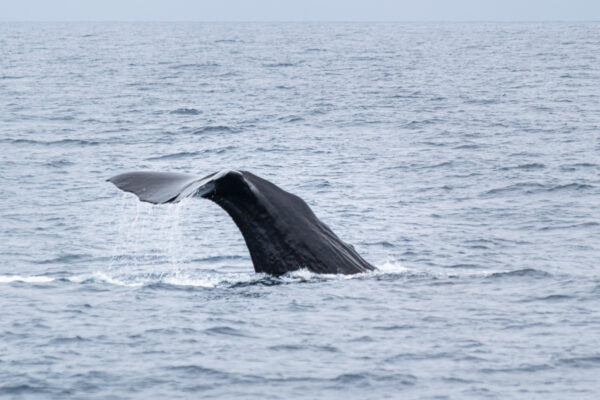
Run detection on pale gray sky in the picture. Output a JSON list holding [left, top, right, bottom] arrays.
[[1, 0, 599, 21]]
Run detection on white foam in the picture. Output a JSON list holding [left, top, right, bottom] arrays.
[[376, 261, 409, 274], [0, 275, 55, 283], [374, 261, 510, 280], [162, 272, 257, 287], [63, 270, 259, 288], [68, 271, 147, 287], [0, 261, 506, 288]]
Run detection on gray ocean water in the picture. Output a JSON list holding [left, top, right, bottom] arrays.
[[1, 22, 600, 399]]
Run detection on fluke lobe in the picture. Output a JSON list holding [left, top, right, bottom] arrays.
[[108, 170, 375, 276]]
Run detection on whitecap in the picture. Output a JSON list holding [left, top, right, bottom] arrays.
[[0, 275, 55, 283]]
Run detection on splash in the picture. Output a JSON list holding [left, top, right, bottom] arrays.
[[376, 261, 410, 274], [0, 263, 549, 288], [108, 194, 187, 276]]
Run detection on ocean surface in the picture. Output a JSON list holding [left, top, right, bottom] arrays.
[[1, 22, 600, 399]]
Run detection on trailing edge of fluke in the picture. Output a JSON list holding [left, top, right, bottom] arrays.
[[108, 170, 375, 276]]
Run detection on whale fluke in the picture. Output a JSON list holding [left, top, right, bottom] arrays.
[[108, 170, 375, 276]]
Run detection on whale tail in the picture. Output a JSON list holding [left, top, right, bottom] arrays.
[[108, 170, 375, 276]]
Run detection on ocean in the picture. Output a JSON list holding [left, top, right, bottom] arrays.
[[1, 22, 599, 399]]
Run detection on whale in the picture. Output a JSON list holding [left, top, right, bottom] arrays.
[[107, 170, 375, 276]]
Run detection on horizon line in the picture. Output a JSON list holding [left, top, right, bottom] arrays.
[[2, 19, 600, 23]]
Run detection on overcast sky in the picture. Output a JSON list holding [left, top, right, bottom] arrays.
[[1, 0, 599, 22]]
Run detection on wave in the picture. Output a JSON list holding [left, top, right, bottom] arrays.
[[445, 263, 483, 269], [420, 161, 454, 169], [391, 90, 425, 99], [262, 62, 298, 68], [0, 263, 553, 289], [165, 365, 228, 376], [190, 255, 247, 263], [169, 62, 220, 70], [146, 151, 204, 160], [480, 363, 553, 374], [404, 118, 441, 128], [192, 125, 237, 135], [364, 241, 396, 248], [2, 138, 100, 147], [170, 108, 202, 115], [484, 182, 593, 196], [203, 326, 252, 337], [146, 146, 233, 160], [521, 294, 573, 302], [64, 271, 265, 288], [484, 182, 546, 196], [49, 335, 88, 344], [547, 183, 593, 192], [0, 384, 49, 395], [278, 115, 304, 123], [0, 275, 55, 283], [33, 253, 89, 265], [570, 163, 597, 168], [453, 143, 480, 150], [499, 163, 546, 171], [487, 268, 552, 279], [558, 356, 600, 368], [269, 344, 339, 352], [332, 372, 417, 386], [0, 263, 404, 289], [42, 159, 75, 168]]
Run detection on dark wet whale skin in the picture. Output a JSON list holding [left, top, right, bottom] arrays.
[[108, 170, 375, 276]]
